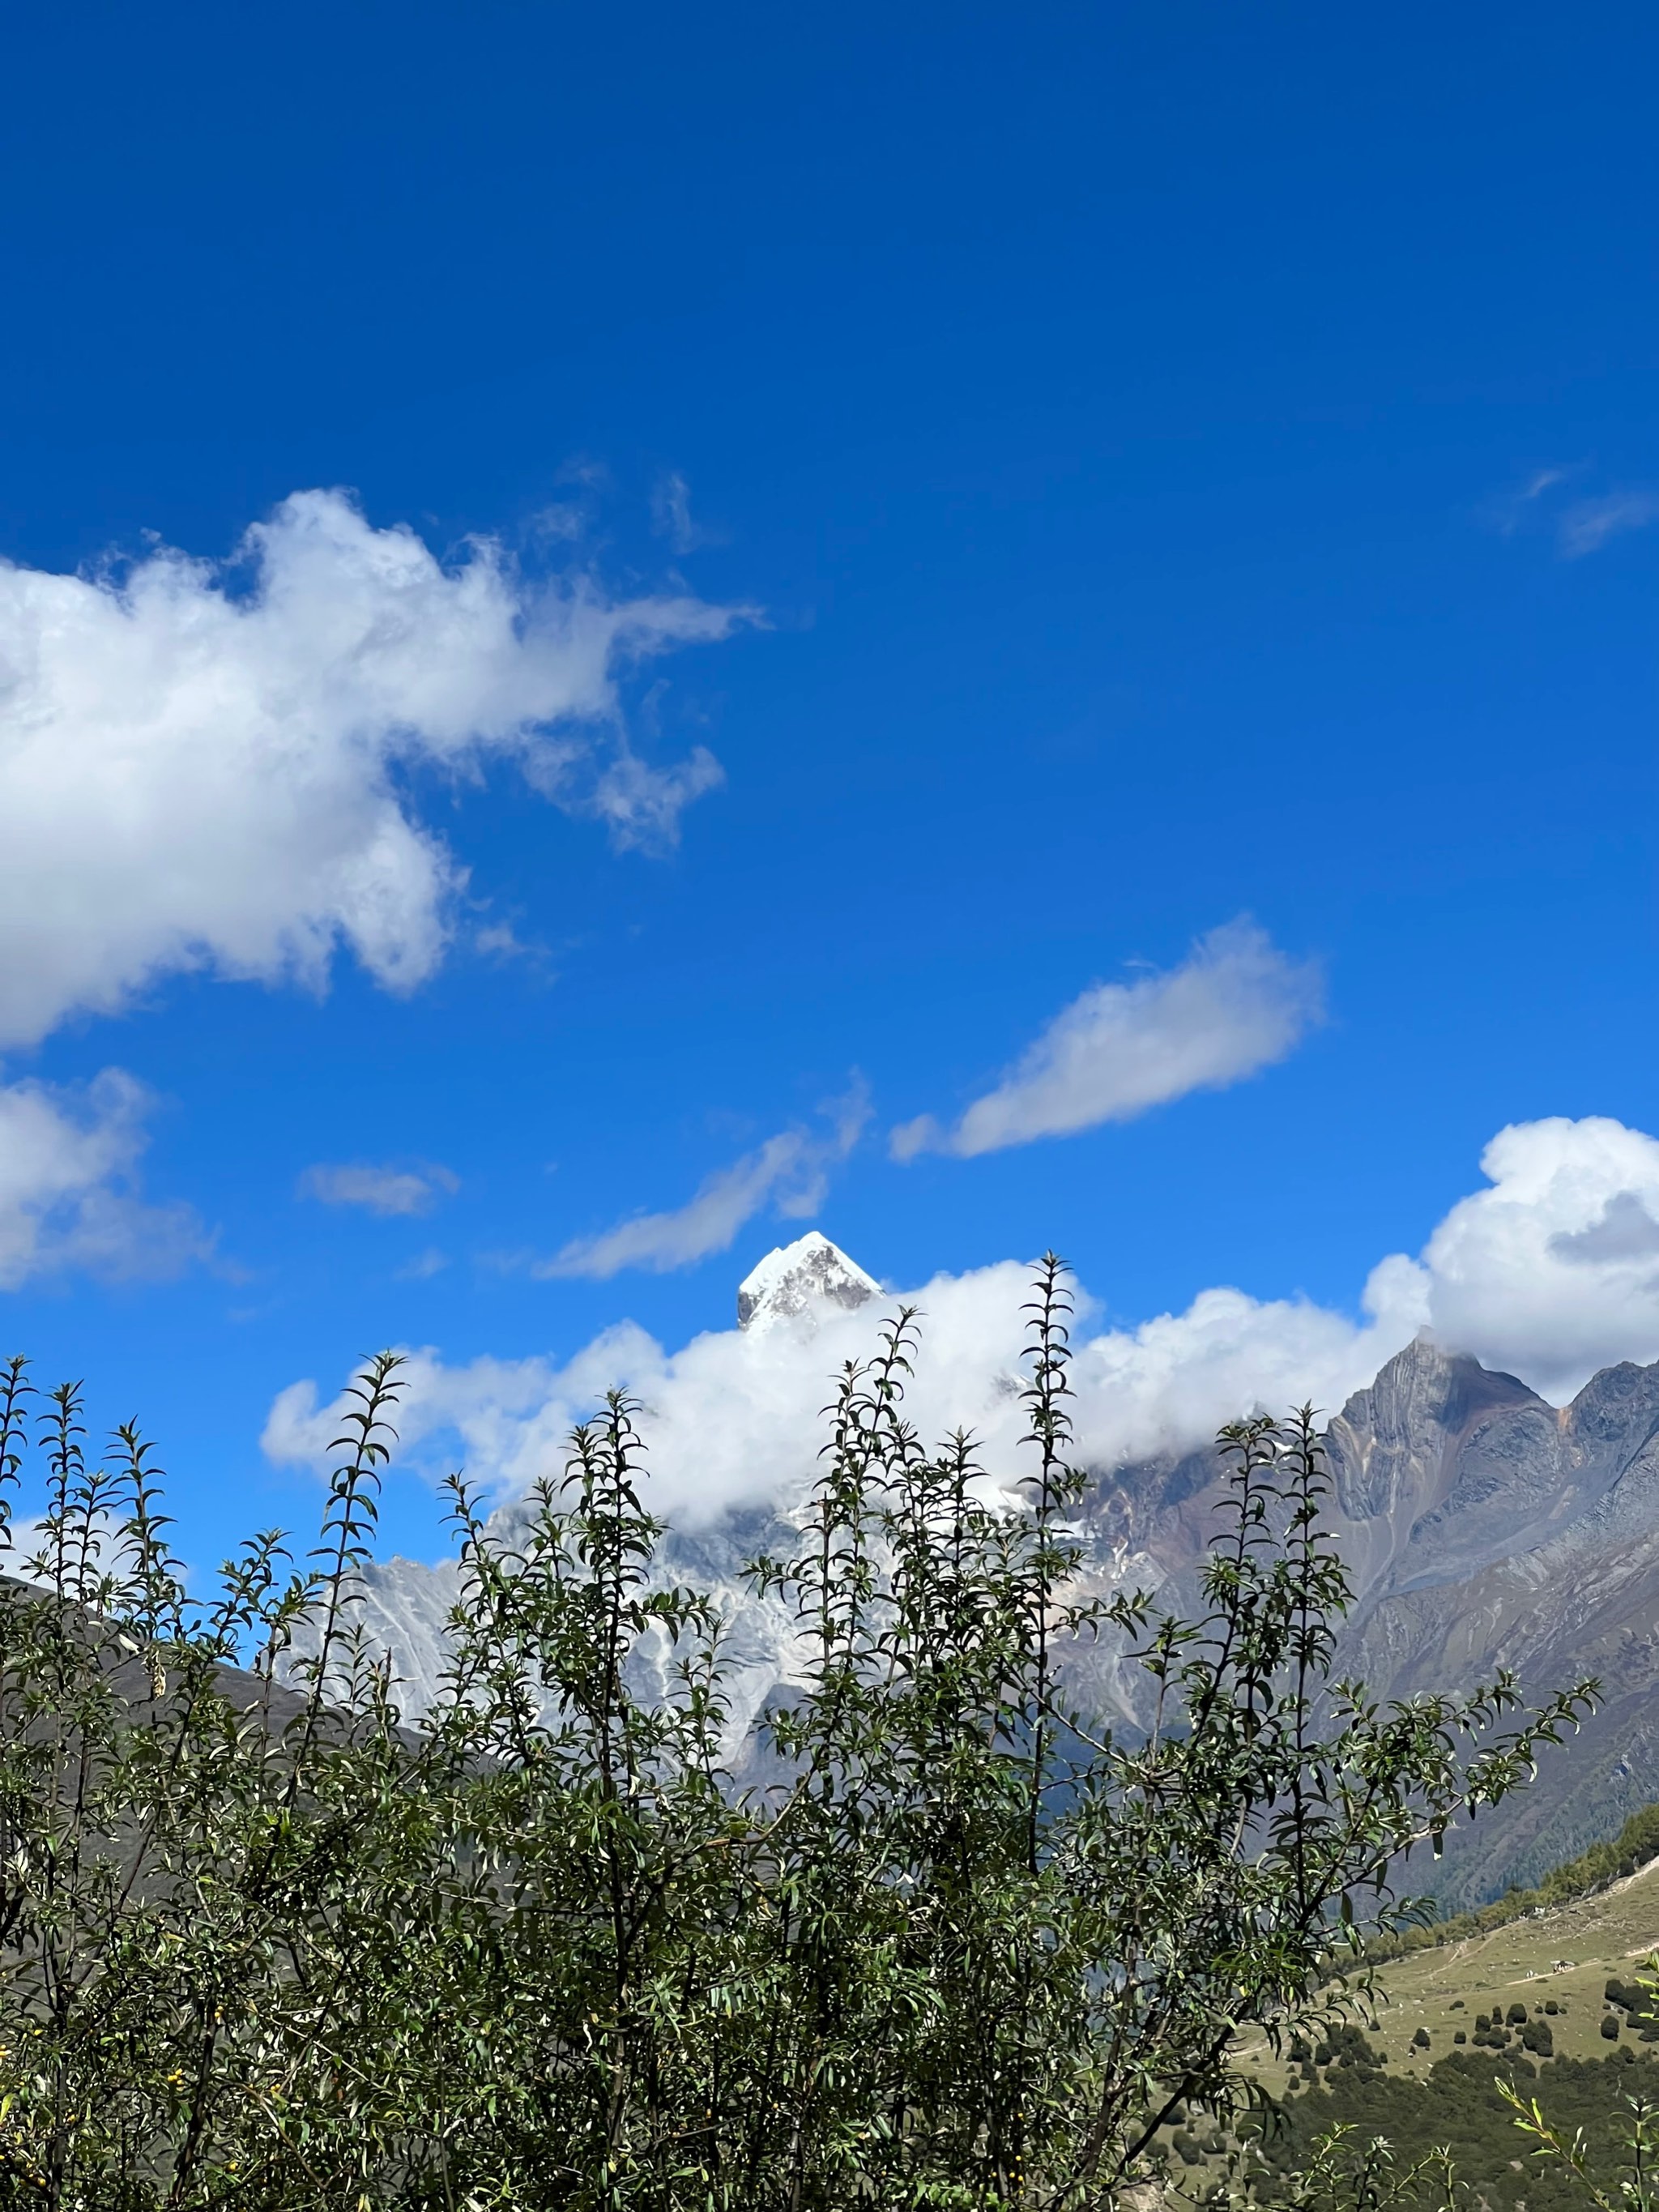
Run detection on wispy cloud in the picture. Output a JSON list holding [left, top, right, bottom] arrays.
[[650, 470, 722, 556], [299, 1161, 459, 1218], [1481, 465, 1659, 557], [1520, 466, 1568, 502], [1559, 489, 1659, 558], [0, 489, 755, 1048], [891, 920, 1321, 1161], [538, 1085, 871, 1279], [1484, 465, 1573, 536], [395, 1246, 451, 1282]]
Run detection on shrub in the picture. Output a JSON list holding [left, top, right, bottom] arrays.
[[0, 1266, 1596, 2210]]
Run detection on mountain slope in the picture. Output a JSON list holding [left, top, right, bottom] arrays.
[[1094, 1342, 1659, 1902]]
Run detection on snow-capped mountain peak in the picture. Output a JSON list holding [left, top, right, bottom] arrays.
[[736, 1231, 881, 1333]]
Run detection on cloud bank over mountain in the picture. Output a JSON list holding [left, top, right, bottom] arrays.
[[265, 1113, 1659, 1527], [0, 489, 748, 1048]]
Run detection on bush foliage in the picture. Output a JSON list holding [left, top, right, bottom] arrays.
[[0, 1261, 1596, 2209]]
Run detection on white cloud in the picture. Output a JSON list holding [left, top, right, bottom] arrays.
[[537, 1086, 871, 1279], [891, 920, 1320, 1160], [0, 489, 753, 1048], [267, 1115, 1659, 1527], [1408, 1116, 1659, 1396], [299, 1161, 458, 1218], [1559, 489, 1659, 558], [0, 1069, 207, 1287]]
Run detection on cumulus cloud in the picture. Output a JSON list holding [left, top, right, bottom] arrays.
[[298, 1161, 459, 1218], [0, 489, 752, 1048], [0, 1070, 207, 1287], [267, 1115, 1659, 1526], [536, 1086, 871, 1279], [1559, 489, 1659, 558], [891, 920, 1320, 1160], [1406, 1116, 1659, 1396]]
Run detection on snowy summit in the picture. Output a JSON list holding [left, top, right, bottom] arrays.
[[736, 1232, 881, 1334]]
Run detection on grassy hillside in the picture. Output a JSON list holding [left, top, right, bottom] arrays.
[[1168, 1817, 1659, 2201], [1236, 1843, 1659, 2106], [1349, 1847, 1659, 2075]]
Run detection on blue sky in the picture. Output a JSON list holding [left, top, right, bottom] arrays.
[[2, 0, 1658, 1564]]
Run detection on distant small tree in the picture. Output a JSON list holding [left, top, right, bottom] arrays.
[[0, 1261, 1595, 2208]]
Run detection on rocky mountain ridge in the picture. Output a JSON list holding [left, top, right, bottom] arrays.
[[326, 1233, 1659, 1907]]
